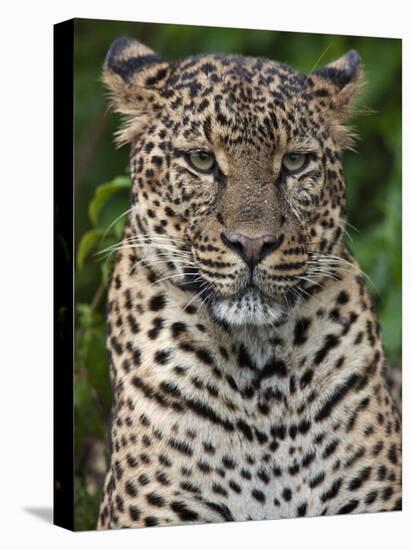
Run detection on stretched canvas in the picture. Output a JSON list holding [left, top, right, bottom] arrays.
[[54, 18, 402, 531]]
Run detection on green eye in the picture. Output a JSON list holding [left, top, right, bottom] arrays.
[[282, 152, 307, 173], [187, 150, 216, 173]]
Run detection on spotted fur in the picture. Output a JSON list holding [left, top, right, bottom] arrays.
[[97, 38, 401, 529]]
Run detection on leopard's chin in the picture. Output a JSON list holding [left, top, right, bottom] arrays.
[[209, 286, 287, 327]]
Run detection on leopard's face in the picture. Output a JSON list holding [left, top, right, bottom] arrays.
[[104, 39, 362, 326]]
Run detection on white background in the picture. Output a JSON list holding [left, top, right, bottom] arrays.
[[0, 0, 410, 548]]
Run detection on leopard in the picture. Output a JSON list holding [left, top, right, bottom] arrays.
[[97, 37, 402, 529]]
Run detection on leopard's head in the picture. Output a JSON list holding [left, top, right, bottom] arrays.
[[103, 38, 363, 327]]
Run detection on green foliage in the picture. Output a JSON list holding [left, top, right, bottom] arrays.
[[77, 176, 131, 271], [74, 476, 103, 531], [74, 305, 108, 531], [75, 174, 132, 455], [74, 19, 401, 530], [77, 229, 104, 271], [74, 172, 132, 529], [88, 176, 132, 227]]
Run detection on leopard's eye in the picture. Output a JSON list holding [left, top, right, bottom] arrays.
[[282, 152, 307, 173], [186, 150, 216, 173]]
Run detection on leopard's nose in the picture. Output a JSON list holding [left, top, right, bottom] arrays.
[[221, 232, 281, 269]]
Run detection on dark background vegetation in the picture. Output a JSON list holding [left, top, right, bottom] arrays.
[[73, 18, 401, 529]]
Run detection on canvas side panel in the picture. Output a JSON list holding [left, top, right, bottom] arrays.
[[53, 18, 75, 532]]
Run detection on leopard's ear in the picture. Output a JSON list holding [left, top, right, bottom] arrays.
[[313, 50, 362, 87], [308, 50, 365, 149], [102, 37, 171, 144]]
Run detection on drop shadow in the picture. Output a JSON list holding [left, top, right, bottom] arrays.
[[23, 506, 53, 524]]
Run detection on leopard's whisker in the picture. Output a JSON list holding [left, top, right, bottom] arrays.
[[182, 284, 211, 313], [148, 272, 201, 287], [345, 220, 360, 233], [306, 266, 342, 279], [98, 242, 192, 258], [131, 232, 186, 241], [100, 206, 135, 244], [296, 275, 323, 288], [128, 257, 198, 276]]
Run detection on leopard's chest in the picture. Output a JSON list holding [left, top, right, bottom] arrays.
[[114, 340, 361, 522]]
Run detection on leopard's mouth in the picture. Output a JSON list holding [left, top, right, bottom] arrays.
[[190, 278, 288, 327], [209, 285, 287, 327], [181, 267, 300, 326]]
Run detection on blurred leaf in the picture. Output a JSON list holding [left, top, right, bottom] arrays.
[[101, 260, 112, 288], [74, 476, 102, 531], [76, 303, 111, 410], [77, 228, 103, 270], [88, 176, 131, 226], [75, 377, 105, 447], [380, 286, 402, 359], [84, 328, 111, 409]]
